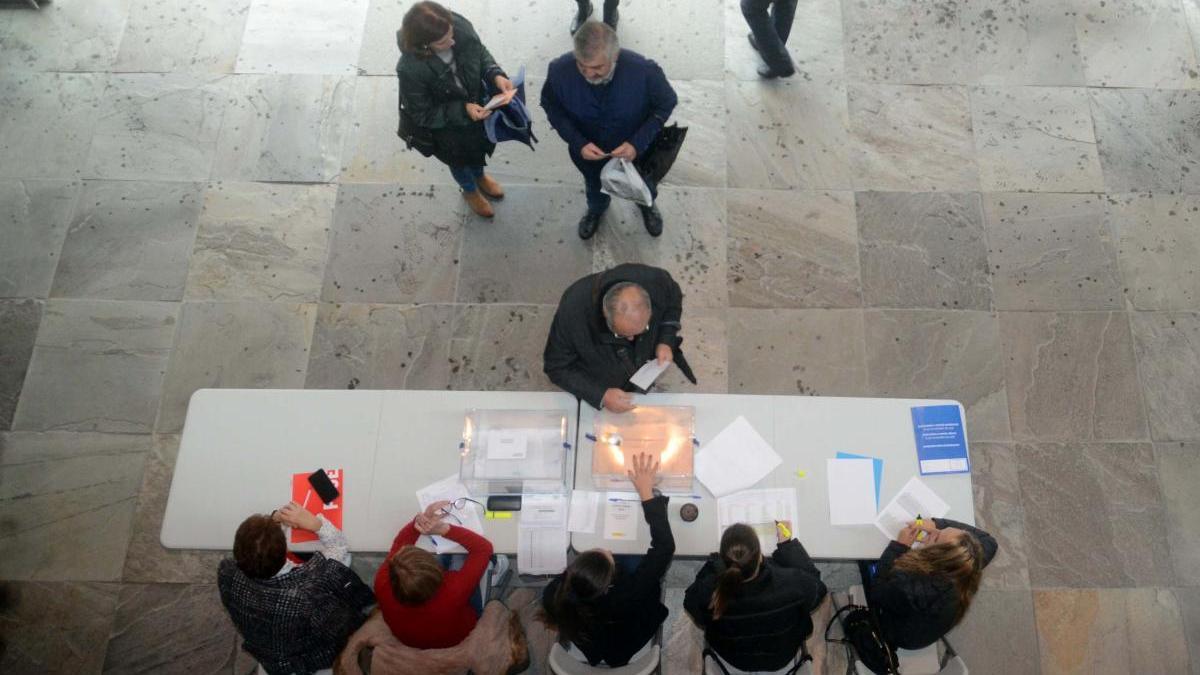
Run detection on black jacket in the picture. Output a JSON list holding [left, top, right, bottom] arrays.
[[218, 554, 375, 674], [542, 496, 675, 667], [396, 13, 505, 167], [543, 263, 695, 409], [871, 518, 998, 650], [684, 539, 827, 672]]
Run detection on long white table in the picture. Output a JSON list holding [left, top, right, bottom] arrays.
[[571, 393, 975, 559], [161, 389, 579, 554]]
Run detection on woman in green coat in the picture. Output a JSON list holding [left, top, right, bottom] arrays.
[[397, 2, 514, 218]]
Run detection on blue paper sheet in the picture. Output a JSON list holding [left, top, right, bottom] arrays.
[[835, 451, 882, 508]]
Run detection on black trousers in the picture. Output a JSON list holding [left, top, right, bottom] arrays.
[[577, 0, 619, 12], [742, 0, 798, 74]]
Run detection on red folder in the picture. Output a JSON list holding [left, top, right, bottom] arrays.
[[290, 468, 343, 544]]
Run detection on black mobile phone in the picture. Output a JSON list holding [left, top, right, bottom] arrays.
[[307, 469, 339, 504]]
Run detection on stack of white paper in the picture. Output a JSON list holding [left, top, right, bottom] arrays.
[[826, 458, 877, 525], [518, 493, 569, 575], [695, 416, 781, 497], [416, 474, 484, 554], [874, 476, 950, 540]]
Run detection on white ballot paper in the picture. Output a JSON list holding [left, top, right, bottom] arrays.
[[717, 488, 798, 555], [518, 493, 569, 574], [695, 416, 782, 497], [416, 474, 484, 554], [874, 476, 950, 540], [568, 490, 601, 534], [487, 429, 529, 460], [629, 359, 671, 390], [826, 458, 877, 525], [603, 493, 640, 541]]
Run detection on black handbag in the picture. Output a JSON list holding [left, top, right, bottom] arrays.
[[397, 106, 437, 158], [825, 604, 899, 674], [635, 123, 688, 185]]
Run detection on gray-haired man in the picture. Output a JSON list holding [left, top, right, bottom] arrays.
[[544, 263, 696, 411]]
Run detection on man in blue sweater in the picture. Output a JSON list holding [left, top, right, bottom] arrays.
[[541, 21, 678, 240]]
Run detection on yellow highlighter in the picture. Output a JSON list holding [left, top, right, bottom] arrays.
[[775, 520, 792, 540], [915, 513, 926, 541]]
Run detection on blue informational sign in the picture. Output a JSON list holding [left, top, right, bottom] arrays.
[[910, 405, 970, 475]]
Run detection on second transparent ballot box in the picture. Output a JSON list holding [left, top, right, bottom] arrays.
[[591, 405, 696, 492], [459, 409, 572, 496]]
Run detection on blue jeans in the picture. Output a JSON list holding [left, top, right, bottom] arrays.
[[450, 165, 485, 193]]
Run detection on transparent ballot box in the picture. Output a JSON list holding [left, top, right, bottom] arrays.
[[459, 409, 572, 496], [591, 406, 695, 492]]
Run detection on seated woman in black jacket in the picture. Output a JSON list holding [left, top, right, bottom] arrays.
[[541, 452, 675, 667], [684, 523, 827, 673], [868, 518, 997, 650]]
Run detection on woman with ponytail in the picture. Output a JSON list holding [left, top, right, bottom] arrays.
[[540, 452, 675, 667], [684, 523, 827, 672], [867, 518, 996, 650]]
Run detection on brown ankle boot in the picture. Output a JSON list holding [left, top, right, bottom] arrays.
[[477, 174, 504, 200], [463, 189, 494, 218]]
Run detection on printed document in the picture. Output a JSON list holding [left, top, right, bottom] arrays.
[[717, 487, 798, 555], [874, 476, 950, 540]]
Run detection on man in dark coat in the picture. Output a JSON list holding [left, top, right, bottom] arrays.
[[541, 21, 678, 240], [544, 263, 695, 411]]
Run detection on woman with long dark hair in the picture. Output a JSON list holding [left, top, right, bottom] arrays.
[[684, 523, 827, 672], [867, 518, 996, 649], [540, 452, 675, 667], [397, 1, 514, 218]]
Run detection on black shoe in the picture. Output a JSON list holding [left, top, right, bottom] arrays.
[[757, 64, 795, 79], [578, 210, 603, 239], [570, 1, 592, 34], [638, 203, 663, 237], [603, 5, 618, 30]]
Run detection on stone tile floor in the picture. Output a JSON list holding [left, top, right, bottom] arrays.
[[2, 0, 1200, 672]]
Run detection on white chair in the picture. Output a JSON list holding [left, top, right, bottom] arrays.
[[547, 643, 661, 675], [704, 650, 813, 675]]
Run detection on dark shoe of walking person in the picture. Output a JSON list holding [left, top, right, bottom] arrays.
[[464, 189, 495, 218], [477, 173, 505, 200], [571, 1, 592, 34], [638, 203, 663, 237], [747, 32, 795, 79], [578, 210, 603, 239]]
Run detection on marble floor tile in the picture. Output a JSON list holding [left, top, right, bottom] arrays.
[[970, 86, 1104, 193], [482, 0, 575, 84], [0, 300, 42, 431], [339, 76, 443, 184], [726, 308, 867, 396], [304, 303, 456, 391], [661, 79, 726, 189], [1108, 193, 1200, 311], [947, 590, 1039, 675], [0, 0, 132, 72], [213, 74, 355, 182], [812, 561, 860, 593], [856, 191, 992, 310], [0, 432, 150, 581], [969, 443, 1030, 590], [0, 180, 80, 298], [619, 0, 726, 81], [0, 72, 105, 180], [841, 0, 966, 84], [983, 193, 1123, 311], [1075, 0, 1200, 89], [723, 0, 845, 84], [663, 559, 704, 589], [726, 79, 853, 190], [113, 0, 251, 73], [234, 0, 369, 74], [13, 300, 178, 434], [102, 583, 238, 673], [122, 436, 226, 584], [155, 301, 316, 433], [663, 587, 704, 675], [864, 310, 1011, 442], [84, 73, 227, 181], [1017, 442, 1172, 588], [1156, 443, 1200, 587], [1034, 588, 1189, 674], [457, 186, 594, 304], [848, 84, 979, 192], [0, 581, 120, 674], [322, 184, 464, 304], [447, 304, 556, 392], [653, 306, 729, 395], [1130, 312, 1200, 441], [51, 181, 203, 302], [727, 189, 861, 309], [1001, 312, 1148, 442], [959, 0, 1084, 86], [184, 182, 336, 302], [1090, 88, 1200, 194], [591, 188, 729, 309], [1177, 586, 1200, 674]]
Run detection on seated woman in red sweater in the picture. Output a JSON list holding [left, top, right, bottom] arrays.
[[374, 500, 494, 648]]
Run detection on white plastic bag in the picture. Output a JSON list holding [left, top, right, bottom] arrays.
[[599, 157, 653, 207]]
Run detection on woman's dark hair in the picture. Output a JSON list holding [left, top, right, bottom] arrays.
[[399, 1, 453, 55], [233, 514, 287, 579], [541, 550, 615, 645], [710, 523, 761, 620], [891, 533, 985, 623]]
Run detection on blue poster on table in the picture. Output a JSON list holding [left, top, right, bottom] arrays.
[[910, 405, 970, 475]]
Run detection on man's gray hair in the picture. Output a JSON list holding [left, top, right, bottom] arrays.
[[573, 20, 619, 61], [602, 282, 651, 331]]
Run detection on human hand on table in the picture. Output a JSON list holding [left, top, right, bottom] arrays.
[[274, 501, 321, 532], [415, 500, 452, 536], [602, 388, 636, 413], [627, 451, 660, 501]]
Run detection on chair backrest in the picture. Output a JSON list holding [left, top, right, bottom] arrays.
[[547, 643, 661, 675], [704, 599, 811, 673]]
